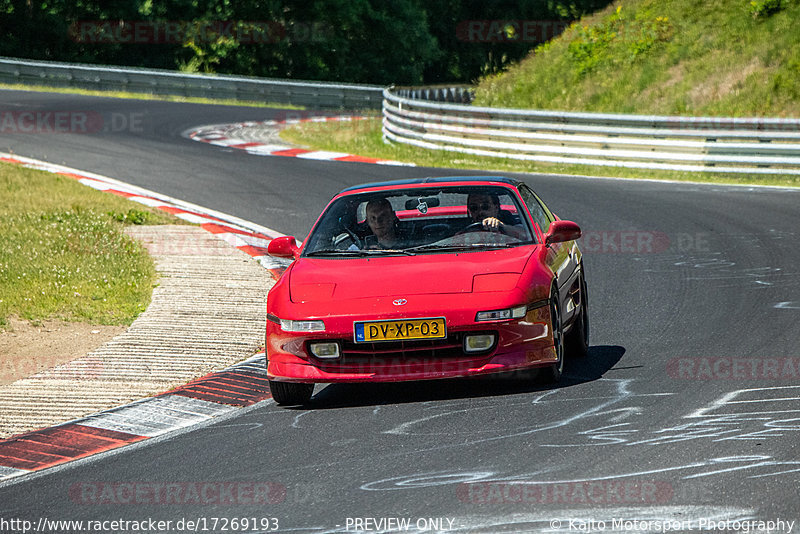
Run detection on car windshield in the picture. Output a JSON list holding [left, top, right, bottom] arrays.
[[303, 185, 535, 256]]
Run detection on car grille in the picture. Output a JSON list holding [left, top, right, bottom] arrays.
[[339, 333, 467, 362]]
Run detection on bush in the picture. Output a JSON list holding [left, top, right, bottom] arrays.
[[567, 6, 673, 76], [108, 209, 151, 225], [749, 0, 783, 18]]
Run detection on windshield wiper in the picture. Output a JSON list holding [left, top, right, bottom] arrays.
[[305, 249, 373, 257], [373, 248, 416, 256], [305, 248, 415, 257], [407, 242, 531, 253]]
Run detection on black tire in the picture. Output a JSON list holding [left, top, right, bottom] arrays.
[[269, 381, 314, 406], [565, 269, 589, 358], [540, 287, 564, 384]]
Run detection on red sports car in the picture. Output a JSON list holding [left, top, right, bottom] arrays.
[[265, 177, 588, 405]]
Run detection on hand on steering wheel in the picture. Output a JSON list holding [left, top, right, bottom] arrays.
[[480, 217, 503, 231]]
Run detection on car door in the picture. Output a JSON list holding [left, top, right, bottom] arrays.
[[517, 184, 580, 315]]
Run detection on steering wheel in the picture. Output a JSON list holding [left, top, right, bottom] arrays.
[[342, 226, 362, 248], [334, 215, 363, 249], [456, 222, 490, 235]]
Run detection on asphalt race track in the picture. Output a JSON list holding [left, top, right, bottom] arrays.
[[2, 90, 800, 533]]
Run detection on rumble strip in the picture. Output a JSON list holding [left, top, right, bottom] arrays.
[[0, 154, 291, 482]]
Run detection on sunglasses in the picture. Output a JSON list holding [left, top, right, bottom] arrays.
[[468, 203, 494, 211]]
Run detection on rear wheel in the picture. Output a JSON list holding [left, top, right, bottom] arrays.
[[565, 269, 589, 358], [269, 381, 314, 406], [540, 288, 564, 384]]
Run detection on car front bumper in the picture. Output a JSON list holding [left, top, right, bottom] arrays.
[[266, 307, 557, 383]]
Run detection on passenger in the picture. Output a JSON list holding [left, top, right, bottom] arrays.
[[364, 198, 405, 248], [466, 192, 526, 239]]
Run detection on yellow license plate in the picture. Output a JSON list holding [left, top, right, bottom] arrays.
[[354, 318, 446, 342]]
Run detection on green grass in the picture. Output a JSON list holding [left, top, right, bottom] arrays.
[[280, 0, 800, 187], [0, 161, 180, 329], [473, 0, 800, 117], [279, 117, 800, 187], [0, 83, 304, 110]]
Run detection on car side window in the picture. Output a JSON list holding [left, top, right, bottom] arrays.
[[518, 185, 551, 233]]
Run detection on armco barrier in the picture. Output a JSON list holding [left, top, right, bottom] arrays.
[[0, 56, 383, 109], [382, 86, 800, 175]]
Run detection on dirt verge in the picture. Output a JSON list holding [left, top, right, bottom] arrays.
[[0, 317, 125, 386]]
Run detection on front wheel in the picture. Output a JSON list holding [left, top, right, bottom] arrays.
[[565, 269, 589, 358], [269, 381, 314, 406], [540, 288, 564, 384]]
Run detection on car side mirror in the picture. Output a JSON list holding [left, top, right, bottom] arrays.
[[545, 220, 581, 246], [267, 236, 300, 259]]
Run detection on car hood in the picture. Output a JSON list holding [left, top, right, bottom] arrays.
[[289, 248, 534, 302]]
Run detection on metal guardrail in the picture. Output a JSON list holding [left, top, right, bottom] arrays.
[[0, 56, 383, 109], [383, 86, 800, 175]]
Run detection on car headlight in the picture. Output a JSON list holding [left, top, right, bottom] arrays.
[[279, 319, 326, 332], [475, 305, 527, 322]]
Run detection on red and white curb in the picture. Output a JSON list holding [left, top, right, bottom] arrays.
[[0, 153, 290, 482], [0, 354, 269, 480], [0, 153, 293, 280], [185, 115, 414, 166]]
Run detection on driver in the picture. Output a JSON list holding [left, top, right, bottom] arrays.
[[466, 193, 526, 239]]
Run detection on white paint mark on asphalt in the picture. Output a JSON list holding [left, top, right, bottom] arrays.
[[688, 386, 800, 418], [292, 411, 311, 429], [208, 422, 264, 430], [545, 386, 800, 449], [0, 466, 31, 481], [384, 408, 471, 436], [530, 390, 559, 404], [541, 423, 638, 447], [605, 407, 643, 422], [361, 471, 494, 491], [363, 455, 798, 490], [79, 395, 236, 437], [378, 379, 638, 450], [683, 456, 800, 479]]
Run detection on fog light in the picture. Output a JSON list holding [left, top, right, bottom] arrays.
[[464, 334, 496, 353], [309, 342, 340, 359]]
